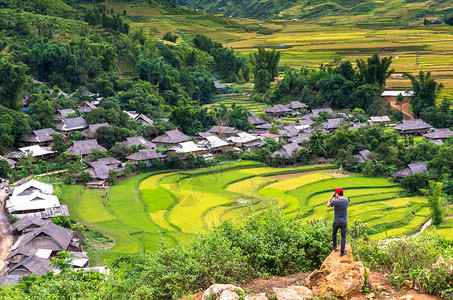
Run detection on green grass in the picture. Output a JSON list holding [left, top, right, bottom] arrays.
[[60, 163, 432, 264], [78, 190, 116, 223]]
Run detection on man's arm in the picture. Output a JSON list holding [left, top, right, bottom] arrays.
[[327, 192, 335, 207]]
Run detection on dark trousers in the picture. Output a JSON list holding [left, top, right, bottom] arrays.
[[332, 222, 348, 253]]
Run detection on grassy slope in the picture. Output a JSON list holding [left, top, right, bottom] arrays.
[[180, 0, 452, 21]]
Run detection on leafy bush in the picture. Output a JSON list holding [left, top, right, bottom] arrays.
[[113, 207, 332, 299], [355, 230, 453, 298]]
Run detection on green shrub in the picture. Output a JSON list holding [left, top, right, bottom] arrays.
[[354, 230, 453, 298]]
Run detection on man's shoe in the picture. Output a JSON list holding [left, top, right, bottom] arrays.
[[340, 250, 348, 257], [333, 248, 338, 251]]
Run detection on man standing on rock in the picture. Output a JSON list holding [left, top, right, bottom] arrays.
[[327, 188, 349, 257]]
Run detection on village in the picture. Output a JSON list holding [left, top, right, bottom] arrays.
[[0, 81, 451, 286]]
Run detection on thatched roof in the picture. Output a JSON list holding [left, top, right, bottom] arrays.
[[152, 129, 189, 145], [423, 128, 453, 140], [21, 128, 57, 143], [126, 148, 166, 161], [66, 139, 107, 156], [393, 119, 432, 131]]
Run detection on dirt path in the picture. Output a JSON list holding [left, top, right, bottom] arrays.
[[0, 187, 13, 274], [388, 100, 414, 120]]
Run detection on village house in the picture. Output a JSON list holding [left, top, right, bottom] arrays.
[[126, 148, 167, 164], [49, 90, 69, 99], [169, 141, 208, 157], [7, 254, 56, 276], [198, 135, 230, 154], [322, 118, 344, 133], [121, 136, 156, 149], [393, 119, 433, 135], [209, 126, 239, 139], [6, 191, 60, 215], [124, 111, 139, 120], [227, 132, 263, 151], [289, 133, 311, 144], [195, 131, 214, 141], [12, 179, 53, 197], [271, 143, 302, 161], [254, 123, 272, 134], [66, 139, 107, 156], [264, 104, 291, 118], [56, 117, 88, 133], [369, 116, 391, 125], [349, 123, 368, 130], [214, 82, 228, 94], [21, 128, 58, 146], [302, 108, 335, 120], [152, 129, 190, 147], [284, 101, 309, 114], [82, 123, 110, 139], [423, 128, 453, 144], [5, 145, 55, 161], [392, 162, 428, 181], [134, 114, 154, 126], [248, 116, 267, 126], [82, 157, 124, 188], [78, 101, 97, 113], [353, 149, 374, 163], [56, 108, 76, 120], [11, 216, 45, 235], [380, 91, 414, 102], [0, 155, 16, 169], [260, 132, 279, 141]]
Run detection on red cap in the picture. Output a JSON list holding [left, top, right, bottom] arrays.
[[335, 188, 343, 194]]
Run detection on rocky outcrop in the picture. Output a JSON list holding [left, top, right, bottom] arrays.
[[305, 243, 368, 299]]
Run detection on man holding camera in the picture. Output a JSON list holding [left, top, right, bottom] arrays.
[[327, 188, 349, 257]]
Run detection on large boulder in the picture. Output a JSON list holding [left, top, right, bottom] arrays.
[[202, 284, 244, 300], [305, 243, 368, 299]]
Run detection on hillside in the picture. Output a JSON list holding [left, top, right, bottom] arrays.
[[179, 0, 453, 21]]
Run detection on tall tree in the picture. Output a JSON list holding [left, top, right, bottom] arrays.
[[405, 71, 444, 117], [356, 54, 393, 89], [0, 58, 28, 110], [251, 47, 281, 93]]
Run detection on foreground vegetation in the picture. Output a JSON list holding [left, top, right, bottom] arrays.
[[1, 208, 452, 299]]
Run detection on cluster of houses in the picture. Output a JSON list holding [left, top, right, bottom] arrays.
[[4, 87, 453, 187], [0, 179, 107, 286]]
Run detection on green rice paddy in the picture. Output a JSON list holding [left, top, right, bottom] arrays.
[[58, 161, 453, 266]]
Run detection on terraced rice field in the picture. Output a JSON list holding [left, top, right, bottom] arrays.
[[57, 161, 448, 265]]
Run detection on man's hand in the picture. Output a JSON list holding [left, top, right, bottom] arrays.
[[327, 192, 335, 207]]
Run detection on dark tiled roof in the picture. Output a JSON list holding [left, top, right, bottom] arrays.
[[354, 149, 372, 163], [298, 119, 315, 126], [393, 119, 432, 131], [57, 108, 75, 117], [56, 117, 88, 132], [248, 116, 266, 125], [302, 108, 334, 120], [271, 143, 302, 159], [392, 162, 428, 178], [135, 114, 154, 125], [323, 118, 344, 130], [0, 275, 21, 286], [285, 101, 308, 110], [121, 137, 156, 149], [22, 128, 57, 143], [282, 126, 300, 138], [209, 126, 238, 134], [88, 123, 110, 132], [6, 245, 37, 261], [151, 129, 189, 144], [423, 128, 453, 140], [13, 221, 74, 252], [85, 158, 123, 180], [66, 139, 107, 156], [264, 104, 291, 114], [11, 216, 45, 232], [0, 155, 16, 167], [126, 148, 167, 161], [256, 123, 272, 130], [349, 123, 368, 130], [9, 255, 55, 276], [79, 102, 97, 113], [289, 133, 311, 144]]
